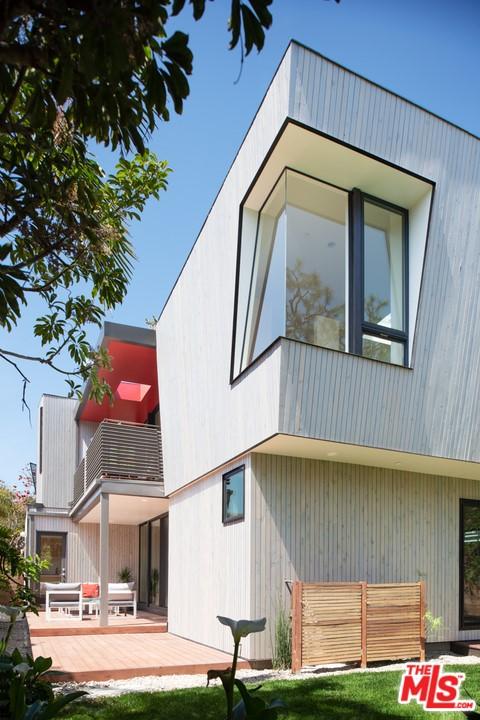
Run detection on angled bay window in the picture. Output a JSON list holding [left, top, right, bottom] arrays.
[[234, 167, 409, 376]]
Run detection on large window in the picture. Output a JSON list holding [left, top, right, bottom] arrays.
[[460, 499, 480, 629], [236, 168, 408, 375]]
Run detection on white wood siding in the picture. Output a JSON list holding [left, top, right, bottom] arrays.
[[249, 453, 480, 659], [37, 396, 78, 509], [156, 49, 292, 495], [276, 46, 480, 464], [168, 457, 252, 655], [32, 514, 138, 584], [157, 43, 480, 499]]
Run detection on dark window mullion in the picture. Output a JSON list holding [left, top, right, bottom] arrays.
[[349, 189, 364, 355], [361, 321, 407, 343]]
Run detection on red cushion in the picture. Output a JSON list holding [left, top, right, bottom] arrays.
[[82, 583, 99, 598]]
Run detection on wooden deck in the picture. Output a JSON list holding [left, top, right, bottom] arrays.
[[31, 632, 250, 682], [28, 610, 167, 637]]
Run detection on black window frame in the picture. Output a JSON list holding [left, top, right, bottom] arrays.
[[222, 465, 245, 525], [459, 498, 480, 630], [231, 170, 410, 380], [350, 189, 409, 365]]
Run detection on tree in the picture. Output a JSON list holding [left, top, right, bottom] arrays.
[[0, 0, 275, 404]]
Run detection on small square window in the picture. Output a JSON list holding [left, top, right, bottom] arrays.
[[222, 466, 245, 524]]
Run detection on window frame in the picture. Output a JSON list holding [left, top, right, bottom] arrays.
[[232, 169, 410, 379], [350, 189, 409, 365], [459, 498, 480, 630], [222, 465, 245, 525]]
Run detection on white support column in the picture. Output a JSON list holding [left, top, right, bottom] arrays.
[[99, 492, 109, 627]]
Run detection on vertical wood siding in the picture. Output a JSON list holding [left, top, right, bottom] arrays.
[[38, 396, 78, 509], [249, 453, 480, 659], [32, 514, 139, 584], [280, 46, 480, 463], [168, 457, 252, 655], [156, 50, 292, 495]]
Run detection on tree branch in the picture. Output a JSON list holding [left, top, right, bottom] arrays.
[[0, 66, 26, 127], [0, 41, 48, 69], [0, 350, 30, 420]]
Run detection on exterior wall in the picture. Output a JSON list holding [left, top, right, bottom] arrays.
[[276, 46, 480, 464], [157, 43, 480, 502], [168, 456, 252, 656], [249, 452, 480, 659], [156, 49, 292, 495], [37, 396, 78, 509], [31, 514, 139, 584], [77, 421, 98, 464]]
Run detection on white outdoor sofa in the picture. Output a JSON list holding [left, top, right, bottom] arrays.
[[44, 582, 137, 620], [44, 582, 83, 621]]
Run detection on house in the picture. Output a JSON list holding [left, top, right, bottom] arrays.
[[28, 41, 480, 663], [25, 322, 169, 626]]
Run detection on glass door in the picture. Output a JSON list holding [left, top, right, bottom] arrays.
[[37, 532, 66, 583], [138, 514, 168, 610]]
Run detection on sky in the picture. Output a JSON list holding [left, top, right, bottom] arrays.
[[1, 0, 480, 486]]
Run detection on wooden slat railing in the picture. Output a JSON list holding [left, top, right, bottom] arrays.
[[73, 420, 163, 504], [73, 458, 86, 506], [291, 581, 425, 671]]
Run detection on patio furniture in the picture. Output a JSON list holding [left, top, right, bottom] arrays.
[[45, 582, 83, 621], [107, 582, 137, 617], [82, 582, 100, 615]]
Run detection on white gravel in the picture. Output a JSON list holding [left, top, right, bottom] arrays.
[[56, 653, 480, 700]]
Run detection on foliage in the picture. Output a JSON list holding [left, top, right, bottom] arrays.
[[286, 259, 345, 349], [54, 665, 480, 720], [211, 616, 285, 720], [271, 604, 291, 671], [0, 0, 275, 403], [117, 567, 132, 584], [0, 630, 85, 720], [424, 610, 443, 640], [0, 526, 48, 613]]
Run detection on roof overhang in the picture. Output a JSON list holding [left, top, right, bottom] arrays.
[[255, 434, 480, 481], [71, 478, 167, 524]]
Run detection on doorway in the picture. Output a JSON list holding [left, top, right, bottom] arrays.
[[36, 532, 67, 583], [138, 513, 168, 610]]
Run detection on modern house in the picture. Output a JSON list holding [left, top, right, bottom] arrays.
[[25, 322, 169, 625], [28, 41, 480, 663]]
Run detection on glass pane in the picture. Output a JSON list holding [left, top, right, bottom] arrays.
[[286, 171, 348, 350], [244, 175, 286, 365], [38, 534, 65, 583], [223, 468, 244, 522], [463, 503, 480, 626], [150, 519, 160, 606], [364, 202, 404, 331], [139, 524, 149, 604], [362, 334, 404, 365]]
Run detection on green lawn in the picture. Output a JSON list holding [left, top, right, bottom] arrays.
[[61, 665, 480, 720]]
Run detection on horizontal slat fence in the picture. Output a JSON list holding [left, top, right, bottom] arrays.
[[292, 581, 425, 671]]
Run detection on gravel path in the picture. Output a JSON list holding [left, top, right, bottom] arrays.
[[56, 653, 480, 700]]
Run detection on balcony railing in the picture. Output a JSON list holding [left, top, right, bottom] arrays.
[[73, 420, 163, 505]]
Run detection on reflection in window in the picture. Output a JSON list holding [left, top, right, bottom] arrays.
[[222, 466, 245, 524], [362, 334, 404, 366], [241, 170, 348, 368], [461, 500, 480, 627], [364, 201, 405, 331]]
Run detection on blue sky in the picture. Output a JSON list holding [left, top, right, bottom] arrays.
[[1, 0, 480, 486]]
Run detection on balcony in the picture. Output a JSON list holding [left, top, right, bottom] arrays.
[[73, 420, 163, 506]]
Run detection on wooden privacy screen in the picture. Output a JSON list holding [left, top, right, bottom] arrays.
[[291, 581, 425, 672]]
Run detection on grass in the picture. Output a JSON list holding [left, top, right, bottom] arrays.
[[60, 664, 480, 720]]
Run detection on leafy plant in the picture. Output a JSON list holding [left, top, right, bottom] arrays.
[[209, 616, 286, 720], [0, 626, 85, 720], [271, 604, 291, 670], [425, 610, 443, 640], [0, 526, 48, 612], [117, 567, 132, 583]]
